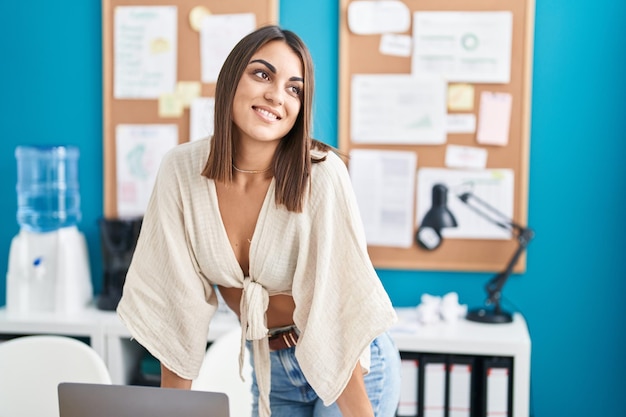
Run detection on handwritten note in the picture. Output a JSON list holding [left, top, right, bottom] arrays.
[[379, 34, 412, 57], [158, 93, 184, 118], [189, 97, 215, 141], [445, 144, 487, 169], [176, 81, 202, 108], [447, 83, 475, 111], [116, 124, 178, 217], [476, 92, 513, 146], [200, 13, 256, 83], [114, 6, 177, 99]]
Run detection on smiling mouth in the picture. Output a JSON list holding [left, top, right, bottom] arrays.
[[253, 106, 281, 121]]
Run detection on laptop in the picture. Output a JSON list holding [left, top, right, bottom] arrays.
[[58, 383, 230, 417]]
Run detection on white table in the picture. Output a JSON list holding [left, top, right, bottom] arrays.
[[0, 306, 530, 416]]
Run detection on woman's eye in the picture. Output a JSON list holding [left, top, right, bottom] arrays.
[[253, 70, 269, 80], [289, 85, 302, 96]]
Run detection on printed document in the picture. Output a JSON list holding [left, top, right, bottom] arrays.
[[416, 168, 514, 239], [351, 74, 446, 145], [349, 149, 417, 248], [412, 11, 513, 83]]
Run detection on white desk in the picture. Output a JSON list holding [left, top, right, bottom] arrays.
[[0, 307, 107, 359], [0, 306, 530, 417], [0, 305, 240, 385]]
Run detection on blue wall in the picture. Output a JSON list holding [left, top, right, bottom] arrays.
[[1, 1, 625, 416]]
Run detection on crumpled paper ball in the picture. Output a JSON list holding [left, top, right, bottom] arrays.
[[415, 292, 468, 324]]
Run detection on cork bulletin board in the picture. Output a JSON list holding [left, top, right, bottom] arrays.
[[102, 0, 278, 218], [339, 0, 535, 272]]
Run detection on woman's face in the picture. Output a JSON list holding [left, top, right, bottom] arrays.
[[231, 40, 304, 145]]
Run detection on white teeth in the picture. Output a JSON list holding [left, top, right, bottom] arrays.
[[256, 107, 279, 120]]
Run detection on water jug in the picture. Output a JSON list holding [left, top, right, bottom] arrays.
[[7, 145, 92, 314], [15, 145, 81, 233]]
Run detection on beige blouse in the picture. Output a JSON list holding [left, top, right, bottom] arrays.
[[117, 138, 397, 417]]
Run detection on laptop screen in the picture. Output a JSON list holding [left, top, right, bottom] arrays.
[[58, 383, 230, 417]]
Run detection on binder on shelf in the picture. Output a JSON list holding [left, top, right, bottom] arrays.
[[447, 356, 474, 417], [482, 357, 513, 417], [397, 355, 420, 417], [393, 352, 515, 417], [420, 354, 447, 417]]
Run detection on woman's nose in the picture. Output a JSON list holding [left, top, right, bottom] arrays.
[[263, 86, 284, 105]]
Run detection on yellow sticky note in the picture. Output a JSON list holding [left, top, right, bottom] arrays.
[[176, 81, 202, 108], [447, 84, 475, 111], [158, 93, 184, 118], [150, 38, 171, 54]]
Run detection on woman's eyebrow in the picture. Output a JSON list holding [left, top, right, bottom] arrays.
[[250, 58, 276, 73], [249, 58, 304, 83]]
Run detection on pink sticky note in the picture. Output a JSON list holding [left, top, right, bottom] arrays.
[[476, 92, 512, 146]]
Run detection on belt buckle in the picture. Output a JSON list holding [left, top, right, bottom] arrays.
[[268, 326, 299, 350], [280, 329, 298, 348]]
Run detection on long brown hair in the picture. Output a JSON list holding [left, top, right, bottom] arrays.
[[201, 25, 329, 212]]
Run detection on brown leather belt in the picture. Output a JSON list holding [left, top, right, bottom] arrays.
[[268, 327, 299, 351]]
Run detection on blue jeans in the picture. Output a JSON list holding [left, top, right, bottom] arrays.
[[249, 332, 401, 417]]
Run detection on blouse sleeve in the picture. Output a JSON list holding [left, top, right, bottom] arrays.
[[116, 146, 218, 380], [291, 151, 397, 405]]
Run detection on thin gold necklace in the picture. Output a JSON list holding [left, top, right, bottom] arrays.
[[232, 164, 271, 174]]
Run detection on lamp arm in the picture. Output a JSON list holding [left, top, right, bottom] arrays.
[[484, 227, 534, 309], [458, 192, 525, 232], [456, 191, 535, 317]]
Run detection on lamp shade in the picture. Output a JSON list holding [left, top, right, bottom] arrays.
[[415, 184, 458, 250], [421, 184, 458, 230]]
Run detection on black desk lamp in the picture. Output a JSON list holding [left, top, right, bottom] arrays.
[[415, 184, 534, 324], [415, 184, 458, 250]]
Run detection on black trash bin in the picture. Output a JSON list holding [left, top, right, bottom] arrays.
[[97, 217, 142, 311]]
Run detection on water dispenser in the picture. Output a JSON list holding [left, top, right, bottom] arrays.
[[6, 145, 93, 314]]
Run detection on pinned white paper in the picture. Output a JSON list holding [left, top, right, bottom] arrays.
[[116, 124, 178, 217], [349, 149, 417, 248], [114, 6, 177, 99], [446, 114, 476, 134], [379, 34, 412, 57], [200, 13, 255, 83], [348, 0, 411, 35], [445, 145, 487, 170], [351, 74, 447, 145], [189, 97, 215, 141], [416, 167, 514, 240], [412, 11, 513, 83]]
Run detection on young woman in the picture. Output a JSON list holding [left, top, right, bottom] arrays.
[[117, 25, 401, 417]]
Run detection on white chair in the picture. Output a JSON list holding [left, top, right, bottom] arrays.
[[0, 334, 112, 417], [192, 327, 253, 417]]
